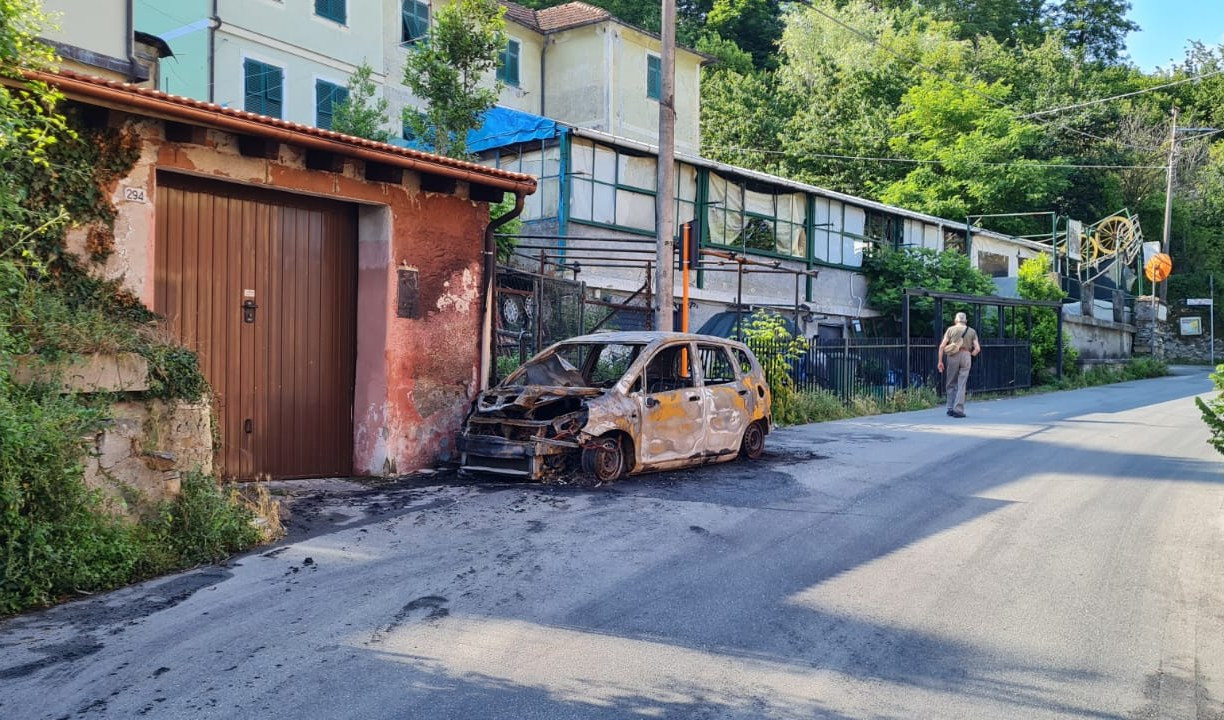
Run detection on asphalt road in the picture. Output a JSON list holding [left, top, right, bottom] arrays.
[[2, 370, 1222, 719]]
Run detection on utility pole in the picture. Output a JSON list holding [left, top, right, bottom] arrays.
[[653, 0, 676, 331], [1159, 106, 1178, 304]]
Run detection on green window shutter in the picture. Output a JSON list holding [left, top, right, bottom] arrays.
[[316, 80, 347, 130], [497, 40, 520, 86], [646, 54, 661, 100], [315, 0, 346, 24], [244, 59, 263, 114], [244, 59, 283, 118], [402, 0, 429, 42]]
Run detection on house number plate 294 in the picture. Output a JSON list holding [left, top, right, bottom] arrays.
[[123, 186, 147, 203]]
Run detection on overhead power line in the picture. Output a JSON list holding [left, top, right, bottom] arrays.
[[1017, 69, 1224, 119], [706, 144, 1167, 170], [800, 2, 1224, 150]]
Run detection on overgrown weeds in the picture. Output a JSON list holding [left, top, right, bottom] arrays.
[[779, 386, 941, 426], [1050, 357, 1168, 389]]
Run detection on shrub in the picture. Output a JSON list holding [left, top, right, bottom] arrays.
[[741, 311, 808, 424], [138, 473, 262, 572], [1197, 364, 1224, 456], [1016, 254, 1077, 383]]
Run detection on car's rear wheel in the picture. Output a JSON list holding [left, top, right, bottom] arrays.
[[582, 435, 627, 482], [740, 420, 766, 460]]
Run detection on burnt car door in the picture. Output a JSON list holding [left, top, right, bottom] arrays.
[[634, 341, 705, 464], [697, 342, 752, 454]]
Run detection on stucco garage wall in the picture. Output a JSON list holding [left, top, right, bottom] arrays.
[[90, 113, 491, 477]]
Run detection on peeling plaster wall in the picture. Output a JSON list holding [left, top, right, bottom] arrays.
[[97, 113, 490, 477]]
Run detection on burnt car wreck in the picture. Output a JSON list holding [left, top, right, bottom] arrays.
[[459, 332, 772, 482]]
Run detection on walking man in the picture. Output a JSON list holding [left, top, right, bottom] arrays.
[[937, 312, 980, 418]]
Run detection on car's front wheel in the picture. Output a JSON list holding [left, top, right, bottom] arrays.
[[740, 420, 766, 460], [582, 435, 627, 482]]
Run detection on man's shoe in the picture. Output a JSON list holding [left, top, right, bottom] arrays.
[[951, 411, 966, 418], [946, 409, 954, 416]]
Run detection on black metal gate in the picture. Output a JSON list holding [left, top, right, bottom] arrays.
[[493, 266, 652, 381]]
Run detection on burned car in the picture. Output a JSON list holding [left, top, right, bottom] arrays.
[[459, 332, 772, 482]]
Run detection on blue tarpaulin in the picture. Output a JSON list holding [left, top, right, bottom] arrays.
[[390, 106, 559, 154], [467, 106, 559, 153]]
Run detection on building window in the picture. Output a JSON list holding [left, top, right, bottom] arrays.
[[944, 229, 966, 254], [315, 79, 348, 130], [706, 172, 808, 259], [314, 0, 346, 24], [646, 54, 661, 100], [978, 251, 1010, 278], [865, 209, 903, 249], [497, 39, 520, 86], [402, 0, 429, 44], [243, 59, 283, 119]]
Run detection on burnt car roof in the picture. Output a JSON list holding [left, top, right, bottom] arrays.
[[547, 331, 752, 349]]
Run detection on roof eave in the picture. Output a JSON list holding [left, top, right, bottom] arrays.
[[20, 69, 538, 196]]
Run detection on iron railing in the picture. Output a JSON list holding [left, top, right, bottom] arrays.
[[749, 337, 1033, 402]]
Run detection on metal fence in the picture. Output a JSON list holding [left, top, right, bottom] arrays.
[[750, 337, 1033, 402], [493, 266, 652, 381]]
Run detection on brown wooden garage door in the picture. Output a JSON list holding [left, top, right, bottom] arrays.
[[155, 173, 357, 479]]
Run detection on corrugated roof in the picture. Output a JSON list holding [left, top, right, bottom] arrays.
[[26, 69, 537, 192]]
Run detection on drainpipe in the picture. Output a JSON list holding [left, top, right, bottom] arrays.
[[539, 37, 547, 117], [480, 193, 526, 389], [125, 0, 138, 81], [208, 0, 219, 103]]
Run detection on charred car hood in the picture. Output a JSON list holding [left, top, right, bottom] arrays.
[[475, 385, 605, 414]]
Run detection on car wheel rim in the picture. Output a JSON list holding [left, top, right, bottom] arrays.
[[743, 423, 764, 459], [589, 438, 623, 481]]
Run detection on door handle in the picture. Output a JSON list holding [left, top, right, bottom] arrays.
[[737, 389, 748, 396], [242, 299, 258, 323], [688, 395, 700, 402], [645, 397, 659, 408]]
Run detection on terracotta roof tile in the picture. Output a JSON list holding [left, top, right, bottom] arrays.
[[501, 1, 540, 30], [535, 2, 610, 32], [28, 69, 536, 190]]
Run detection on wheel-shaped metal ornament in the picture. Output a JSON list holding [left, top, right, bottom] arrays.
[[1089, 215, 1134, 262]]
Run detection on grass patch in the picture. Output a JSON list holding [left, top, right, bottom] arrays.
[[780, 386, 941, 426], [776, 357, 1166, 427]]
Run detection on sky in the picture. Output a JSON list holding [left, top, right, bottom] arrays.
[[1125, 0, 1224, 71]]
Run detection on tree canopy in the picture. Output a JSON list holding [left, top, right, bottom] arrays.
[[402, 0, 506, 158]]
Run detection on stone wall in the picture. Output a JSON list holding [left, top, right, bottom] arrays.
[[13, 353, 215, 519], [1132, 298, 1169, 357], [86, 400, 214, 516], [1163, 334, 1222, 365]]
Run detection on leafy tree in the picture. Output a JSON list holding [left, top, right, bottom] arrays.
[[880, 77, 1070, 231], [1048, 0, 1138, 65], [852, 0, 1046, 47], [861, 246, 996, 335], [699, 67, 793, 170], [0, 0, 67, 237], [773, 1, 960, 196], [402, 0, 506, 158], [331, 60, 391, 143], [703, 0, 784, 69]]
